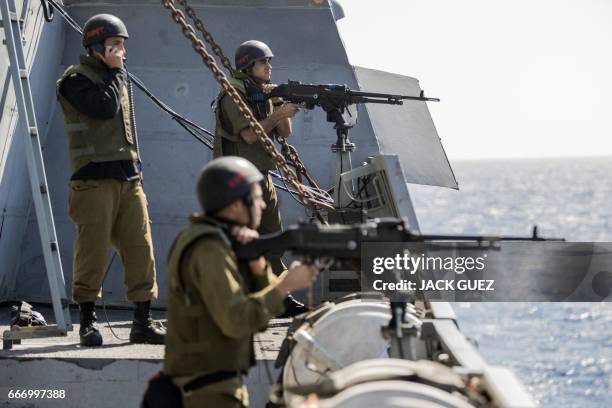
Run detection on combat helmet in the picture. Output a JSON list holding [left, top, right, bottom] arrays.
[[82, 14, 129, 48], [197, 157, 263, 214], [235, 40, 274, 71]]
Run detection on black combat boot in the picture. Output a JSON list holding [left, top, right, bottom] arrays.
[[279, 294, 308, 318], [79, 302, 103, 347], [129, 301, 165, 344]]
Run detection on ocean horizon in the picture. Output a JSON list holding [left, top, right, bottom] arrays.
[[409, 156, 612, 407]]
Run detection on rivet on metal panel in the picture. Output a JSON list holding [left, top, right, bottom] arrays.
[[175, 83, 189, 97]]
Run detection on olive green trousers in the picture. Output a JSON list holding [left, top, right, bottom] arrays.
[[259, 174, 286, 276], [68, 178, 157, 303]]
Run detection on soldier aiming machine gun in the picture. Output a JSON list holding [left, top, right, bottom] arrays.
[[234, 217, 562, 263], [268, 81, 441, 206], [235, 218, 563, 342]]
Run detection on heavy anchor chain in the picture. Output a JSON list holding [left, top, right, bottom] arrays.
[[181, 3, 234, 75], [276, 135, 314, 186], [161, 0, 332, 219]]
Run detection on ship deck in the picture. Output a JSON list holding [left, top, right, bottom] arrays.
[[0, 304, 288, 407]]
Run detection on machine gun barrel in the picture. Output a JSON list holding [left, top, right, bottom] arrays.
[[349, 90, 440, 103], [233, 218, 564, 261], [267, 81, 440, 110]]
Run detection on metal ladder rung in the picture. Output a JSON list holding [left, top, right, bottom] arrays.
[[19, 69, 28, 78], [29, 126, 37, 136], [8, 11, 17, 21], [2, 38, 26, 46], [0, 16, 23, 28]]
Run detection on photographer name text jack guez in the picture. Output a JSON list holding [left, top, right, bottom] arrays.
[[372, 279, 495, 292]]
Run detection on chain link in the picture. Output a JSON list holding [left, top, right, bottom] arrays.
[[181, 3, 235, 75], [161, 0, 333, 215]]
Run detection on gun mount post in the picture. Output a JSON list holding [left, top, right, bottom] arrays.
[[331, 120, 356, 208]]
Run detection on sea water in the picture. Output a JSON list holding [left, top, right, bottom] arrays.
[[409, 157, 612, 407]]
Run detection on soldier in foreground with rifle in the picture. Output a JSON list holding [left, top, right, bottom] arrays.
[[151, 157, 319, 408]]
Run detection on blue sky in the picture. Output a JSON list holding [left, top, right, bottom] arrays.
[[337, 0, 612, 159]]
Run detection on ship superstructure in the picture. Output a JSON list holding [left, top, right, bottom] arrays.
[[0, 2, 535, 407]]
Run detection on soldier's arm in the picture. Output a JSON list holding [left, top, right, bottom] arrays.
[[191, 239, 284, 338], [59, 68, 127, 120], [262, 83, 293, 138], [220, 95, 290, 144], [249, 257, 281, 292], [274, 106, 292, 139], [270, 103, 301, 139]]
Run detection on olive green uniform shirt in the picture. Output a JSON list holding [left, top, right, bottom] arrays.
[[164, 216, 285, 379], [213, 73, 278, 172], [219, 93, 252, 138]]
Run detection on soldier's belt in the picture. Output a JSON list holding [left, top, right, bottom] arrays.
[[181, 370, 244, 395]]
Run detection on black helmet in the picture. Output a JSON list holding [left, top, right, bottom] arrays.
[[197, 157, 263, 214], [235, 40, 274, 71], [82, 14, 129, 48]]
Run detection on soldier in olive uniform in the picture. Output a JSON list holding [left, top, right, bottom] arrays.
[[164, 157, 319, 407], [56, 14, 164, 346], [213, 40, 306, 315]]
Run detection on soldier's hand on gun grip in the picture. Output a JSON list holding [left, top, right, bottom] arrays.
[[261, 83, 283, 103], [277, 103, 301, 119], [277, 261, 319, 295], [230, 226, 259, 244], [261, 83, 277, 94], [231, 226, 267, 276]]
